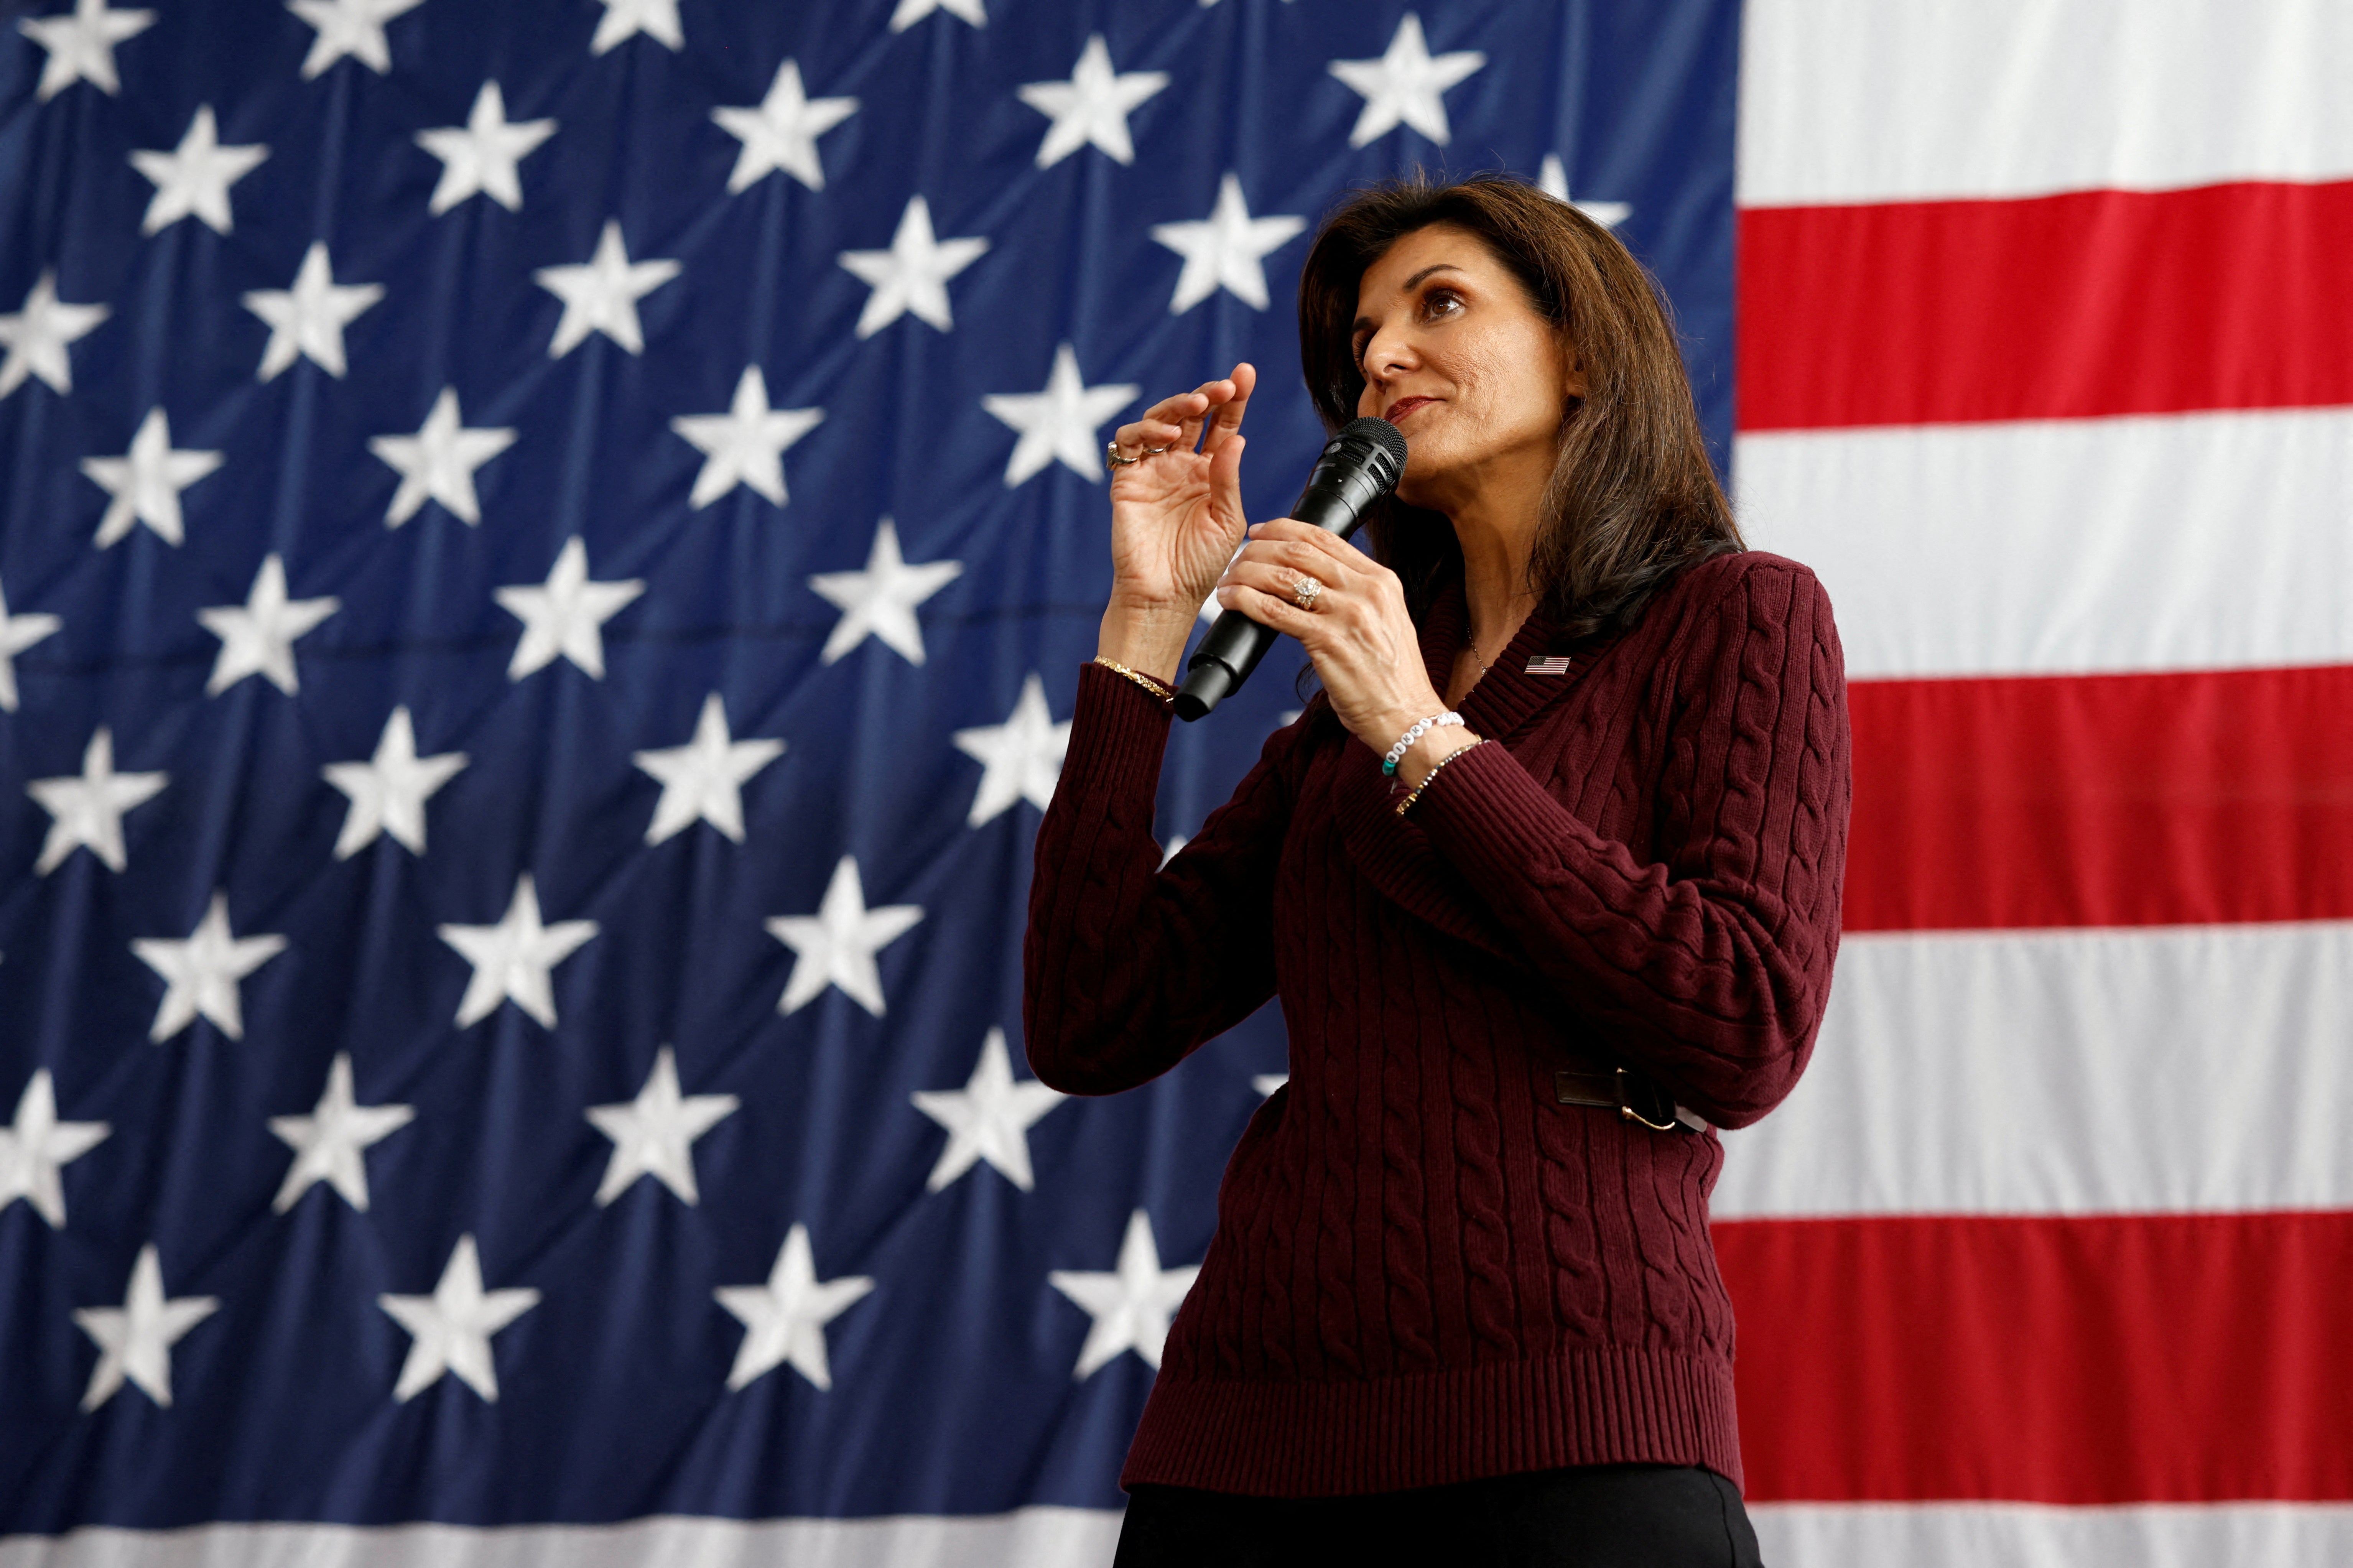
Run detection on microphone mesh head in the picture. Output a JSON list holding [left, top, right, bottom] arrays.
[[1339, 416, 1409, 477]]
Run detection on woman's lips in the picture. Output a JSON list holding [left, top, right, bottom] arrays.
[[1384, 397, 1435, 424]]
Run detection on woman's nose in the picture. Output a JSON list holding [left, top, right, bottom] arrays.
[[1361, 325, 1416, 383]]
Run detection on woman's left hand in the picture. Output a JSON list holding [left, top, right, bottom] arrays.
[[1213, 517, 1448, 757]]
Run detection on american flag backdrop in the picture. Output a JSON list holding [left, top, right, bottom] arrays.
[[0, 1, 2344, 1565]]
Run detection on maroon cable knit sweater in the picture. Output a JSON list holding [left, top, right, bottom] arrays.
[[1022, 550, 1851, 1498]]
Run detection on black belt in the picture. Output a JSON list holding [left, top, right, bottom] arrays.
[[1553, 1065, 1703, 1134]]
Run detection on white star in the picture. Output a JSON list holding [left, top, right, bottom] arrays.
[[287, 0, 422, 79], [670, 366, 823, 509], [0, 575, 63, 712], [415, 81, 556, 215], [1252, 1073, 1287, 1098], [377, 1234, 539, 1403], [268, 1052, 413, 1212], [1328, 13, 1485, 148], [888, 0, 984, 31], [80, 407, 223, 548], [241, 241, 383, 380], [838, 196, 989, 339], [18, 0, 153, 100], [1048, 1209, 1199, 1379], [1, 1069, 109, 1228], [74, 1244, 218, 1410], [715, 1224, 874, 1391], [322, 705, 467, 857], [712, 59, 856, 193], [590, 0, 681, 54], [0, 270, 109, 400], [808, 517, 962, 667], [27, 727, 167, 875], [534, 220, 680, 357], [952, 672, 1070, 827], [1017, 35, 1167, 168], [1536, 155, 1631, 229], [436, 872, 598, 1030], [130, 892, 286, 1043], [1159, 834, 1187, 868], [197, 552, 338, 697], [910, 1027, 1065, 1192], [129, 105, 267, 235], [764, 856, 922, 1018], [981, 343, 1137, 487], [1149, 173, 1306, 313], [494, 537, 645, 680], [633, 693, 784, 846], [367, 387, 516, 527], [586, 1046, 738, 1206]]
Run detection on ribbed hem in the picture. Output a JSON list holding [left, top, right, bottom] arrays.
[[1066, 659, 1175, 800], [1119, 1345, 1742, 1498]]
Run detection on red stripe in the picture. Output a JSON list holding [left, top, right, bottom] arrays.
[[1843, 664, 2353, 932], [1715, 1211, 2353, 1503], [1739, 180, 2353, 431]]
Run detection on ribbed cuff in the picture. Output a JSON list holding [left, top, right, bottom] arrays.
[[1063, 659, 1176, 809]]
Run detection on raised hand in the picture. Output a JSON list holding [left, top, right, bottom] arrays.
[[1104, 362, 1257, 618]]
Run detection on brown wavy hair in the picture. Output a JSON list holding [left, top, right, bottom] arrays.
[[1297, 175, 1741, 640]]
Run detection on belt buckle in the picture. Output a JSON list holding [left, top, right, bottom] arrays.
[[1553, 1066, 1687, 1133]]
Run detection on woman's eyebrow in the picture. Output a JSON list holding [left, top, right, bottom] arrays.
[[1352, 264, 1469, 336]]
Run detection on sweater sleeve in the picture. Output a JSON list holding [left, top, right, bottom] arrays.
[[1410, 559, 1852, 1128], [1022, 660, 1308, 1095]]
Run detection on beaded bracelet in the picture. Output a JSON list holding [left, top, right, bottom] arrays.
[[1093, 656, 1175, 703], [1381, 711, 1463, 776], [1394, 737, 1485, 816]]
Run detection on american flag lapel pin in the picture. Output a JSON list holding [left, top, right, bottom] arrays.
[[1525, 655, 1573, 675]]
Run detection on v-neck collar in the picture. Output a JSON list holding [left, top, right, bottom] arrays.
[[1414, 573, 1591, 741]]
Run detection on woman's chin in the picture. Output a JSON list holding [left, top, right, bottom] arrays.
[[1391, 462, 1456, 515]]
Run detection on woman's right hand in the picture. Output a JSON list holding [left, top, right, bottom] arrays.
[[1104, 362, 1257, 617]]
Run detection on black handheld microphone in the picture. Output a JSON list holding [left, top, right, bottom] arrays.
[[1172, 416, 1409, 721]]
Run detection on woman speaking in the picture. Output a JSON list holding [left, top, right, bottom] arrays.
[[1023, 177, 1850, 1567]]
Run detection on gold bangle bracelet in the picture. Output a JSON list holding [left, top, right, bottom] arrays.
[[1395, 737, 1485, 816], [1093, 656, 1175, 703]]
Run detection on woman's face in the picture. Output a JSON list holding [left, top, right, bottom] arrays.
[[1350, 223, 1581, 510]]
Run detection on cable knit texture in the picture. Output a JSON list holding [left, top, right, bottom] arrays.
[[1023, 551, 1851, 1498]]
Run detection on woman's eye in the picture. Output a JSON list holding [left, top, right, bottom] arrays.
[[1422, 289, 1461, 320]]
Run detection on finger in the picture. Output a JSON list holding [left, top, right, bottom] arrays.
[[1213, 580, 1315, 641], [1129, 391, 1207, 454], [1226, 558, 1353, 621], [1173, 378, 1235, 452], [1112, 416, 1188, 455], [1229, 536, 1348, 592], [1254, 517, 1374, 576], [1201, 362, 1256, 455], [1208, 431, 1247, 522]]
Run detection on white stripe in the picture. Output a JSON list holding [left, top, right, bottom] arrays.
[[1740, 0, 2353, 205], [1714, 923, 2353, 1219], [1754, 1502, 2353, 1566], [1734, 410, 2353, 678], [0, 1510, 1123, 1568]]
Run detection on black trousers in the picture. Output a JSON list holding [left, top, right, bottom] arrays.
[[1114, 1463, 1765, 1568]]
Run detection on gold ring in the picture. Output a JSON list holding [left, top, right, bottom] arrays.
[[1105, 440, 1174, 472], [1291, 574, 1323, 611]]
